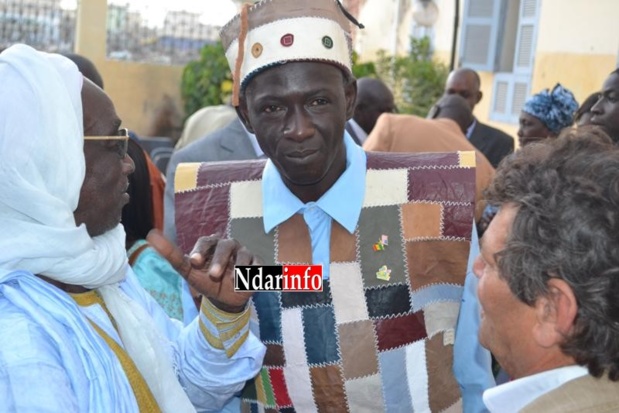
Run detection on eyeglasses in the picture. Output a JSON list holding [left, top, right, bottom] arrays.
[[84, 128, 129, 158]]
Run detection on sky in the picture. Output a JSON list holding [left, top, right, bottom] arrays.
[[106, 0, 238, 27]]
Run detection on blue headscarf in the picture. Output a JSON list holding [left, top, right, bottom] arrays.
[[522, 84, 579, 134]]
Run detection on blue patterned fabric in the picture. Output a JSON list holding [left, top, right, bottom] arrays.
[[127, 240, 184, 321], [522, 84, 579, 134]]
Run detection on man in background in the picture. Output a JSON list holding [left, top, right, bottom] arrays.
[[346, 77, 396, 145], [164, 117, 262, 244], [444, 68, 514, 167], [175, 105, 238, 150], [364, 94, 494, 223]]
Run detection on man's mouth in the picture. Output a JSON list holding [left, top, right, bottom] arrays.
[[121, 182, 130, 204], [287, 149, 318, 159]]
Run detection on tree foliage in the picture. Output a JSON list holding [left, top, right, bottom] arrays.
[[180, 41, 232, 119], [353, 37, 448, 117], [181, 37, 447, 120]]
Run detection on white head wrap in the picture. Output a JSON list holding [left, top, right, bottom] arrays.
[[0, 44, 127, 287], [0, 45, 195, 413]]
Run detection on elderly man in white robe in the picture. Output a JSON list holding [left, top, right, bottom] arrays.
[[0, 44, 265, 412]]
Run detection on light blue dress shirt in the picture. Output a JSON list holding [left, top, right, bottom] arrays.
[[454, 224, 496, 413], [262, 132, 366, 279]]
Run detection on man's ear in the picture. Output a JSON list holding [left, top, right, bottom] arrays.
[[476, 90, 483, 105], [532, 278, 578, 348], [345, 78, 358, 121], [235, 98, 255, 134]]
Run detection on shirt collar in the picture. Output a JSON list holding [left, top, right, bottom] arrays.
[[348, 118, 368, 144], [483, 365, 588, 413], [262, 132, 367, 233], [465, 118, 477, 139]]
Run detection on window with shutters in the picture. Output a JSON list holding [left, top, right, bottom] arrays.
[[459, 0, 540, 123], [490, 73, 531, 123], [492, 0, 540, 123], [458, 0, 501, 71]]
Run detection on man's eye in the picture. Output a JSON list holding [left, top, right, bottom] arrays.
[[109, 140, 127, 158], [310, 98, 328, 106], [264, 105, 281, 113]]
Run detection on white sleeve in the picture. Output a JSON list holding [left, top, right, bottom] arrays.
[[120, 269, 265, 412]]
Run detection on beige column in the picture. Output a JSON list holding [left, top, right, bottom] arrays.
[[74, 0, 107, 60]]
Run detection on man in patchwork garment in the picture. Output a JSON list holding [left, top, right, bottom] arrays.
[[172, 0, 494, 411]]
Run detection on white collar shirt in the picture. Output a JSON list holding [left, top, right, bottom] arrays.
[[483, 365, 588, 413]]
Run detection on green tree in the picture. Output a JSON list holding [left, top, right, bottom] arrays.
[[396, 37, 449, 117], [182, 37, 447, 120], [352, 50, 377, 79], [355, 37, 448, 118], [181, 41, 232, 119]]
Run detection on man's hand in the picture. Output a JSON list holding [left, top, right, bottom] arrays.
[[147, 230, 261, 313]]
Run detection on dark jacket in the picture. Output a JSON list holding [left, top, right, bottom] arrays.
[[468, 120, 514, 168]]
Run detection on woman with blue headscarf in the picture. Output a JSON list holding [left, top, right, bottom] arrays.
[[518, 83, 579, 147]]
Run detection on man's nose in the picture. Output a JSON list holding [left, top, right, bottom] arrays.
[[123, 153, 135, 175], [284, 106, 314, 142]]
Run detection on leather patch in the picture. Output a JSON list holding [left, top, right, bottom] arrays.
[[357, 205, 406, 288], [277, 213, 311, 264], [281, 280, 332, 309], [426, 332, 461, 411], [310, 364, 347, 412], [406, 240, 470, 290], [268, 368, 292, 408], [264, 344, 286, 367], [442, 203, 474, 239], [408, 167, 476, 205], [329, 263, 369, 324], [364, 284, 411, 319], [366, 150, 459, 170], [338, 320, 379, 379], [252, 292, 282, 343], [303, 306, 339, 365], [344, 374, 385, 411], [230, 217, 276, 265], [175, 184, 230, 254], [374, 311, 426, 352], [401, 202, 442, 239], [329, 220, 357, 263]]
